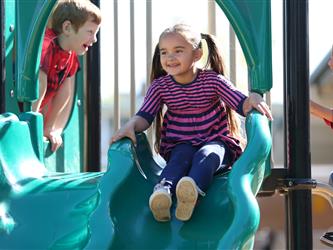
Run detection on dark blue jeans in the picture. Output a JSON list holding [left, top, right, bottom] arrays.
[[159, 141, 231, 195]]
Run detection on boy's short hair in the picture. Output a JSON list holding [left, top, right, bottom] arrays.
[[51, 0, 102, 35]]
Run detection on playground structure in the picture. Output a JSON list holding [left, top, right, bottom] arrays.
[[0, 0, 331, 249]]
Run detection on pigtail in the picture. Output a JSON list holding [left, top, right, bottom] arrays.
[[201, 33, 245, 147], [150, 44, 167, 153], [150, 44, 167, 81], [200, 33, 225, 75]]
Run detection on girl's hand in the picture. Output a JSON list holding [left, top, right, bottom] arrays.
[[110, 116, 150, 147], [243, 92, 273, 120], [111, 124, 137, 146]]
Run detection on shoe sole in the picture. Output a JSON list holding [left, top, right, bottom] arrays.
[[320, 236, 333, 247], [149, 191, 172, 222], [175, 177, 198, 221]]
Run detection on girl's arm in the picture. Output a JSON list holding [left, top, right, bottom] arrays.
[[242, 92, 273, 120], [111, 79, 161, 146], [111, 115, 150, 146], [215, 75, 272, 120], [310, 100, 333, 122], [111, 79, 160, 146]]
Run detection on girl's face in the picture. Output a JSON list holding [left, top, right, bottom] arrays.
[[63, 17, 100, 55], [159, 33, 202, 83]]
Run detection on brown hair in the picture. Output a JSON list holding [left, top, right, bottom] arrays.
[[150, 44, 167, 153], [51, 0, 102, 35], [150, 24, 244, 153]]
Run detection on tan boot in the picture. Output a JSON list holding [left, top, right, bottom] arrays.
[[175, 177, 198, 221], [149, 179, 172, 222]]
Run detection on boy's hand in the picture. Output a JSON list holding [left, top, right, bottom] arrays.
[[44, 128, 63, 152], [243, 92, 273, 120]]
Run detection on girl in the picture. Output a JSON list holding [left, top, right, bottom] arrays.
[[111, 24, 272, 222]]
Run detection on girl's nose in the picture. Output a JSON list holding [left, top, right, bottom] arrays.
[[167, 53, 175, 60]]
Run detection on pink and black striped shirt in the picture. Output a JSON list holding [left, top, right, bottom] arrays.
[[137, 69, 247, 163]]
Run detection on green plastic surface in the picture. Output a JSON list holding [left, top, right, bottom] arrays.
[[216, 0, 272, 93], [4, 0, 18, 114], [0, 110, 271, 249], [15, 0, 57, 103], [0, 112, 104, 249]]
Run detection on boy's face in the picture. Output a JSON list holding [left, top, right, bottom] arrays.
[[66, 18, 100, 55]]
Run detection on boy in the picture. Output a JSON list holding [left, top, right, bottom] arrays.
[[32, 0, 101, 152]]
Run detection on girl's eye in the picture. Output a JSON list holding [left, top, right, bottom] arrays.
[[160, 51, 167, 56], [176, 50, 183, 53]]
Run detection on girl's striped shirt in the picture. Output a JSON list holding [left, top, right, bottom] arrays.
[[137, 69, 247, 163]]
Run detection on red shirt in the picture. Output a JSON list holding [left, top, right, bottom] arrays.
[[324, 118, 333, 129], [39, 28, 80, 110]]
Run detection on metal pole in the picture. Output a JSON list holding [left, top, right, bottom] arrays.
[[146, 0, 153, 144], [130, 0, 135, 116], [283, 0, 312, 249], [86, 0, 101, 171], [229, 25, 236, 84], [114, 0, 120, 131], [208, 0, 216, 35], [146, 0, 152, 94]]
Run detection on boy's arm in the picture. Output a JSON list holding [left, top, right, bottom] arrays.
[[310, 100, 333, 122], [52, 76, 75, 132], [44, 76, 75, 151], [32, 71, 48, 111]]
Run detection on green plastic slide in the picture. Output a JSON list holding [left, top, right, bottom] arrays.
[[0, 110, 271, 249]]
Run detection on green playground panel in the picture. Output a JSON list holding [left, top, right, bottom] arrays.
[[0, 0, 273, 249], [216, 0, 272, 93]]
